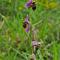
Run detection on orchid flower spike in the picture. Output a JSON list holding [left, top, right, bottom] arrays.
[[23, 15, 30, 32]]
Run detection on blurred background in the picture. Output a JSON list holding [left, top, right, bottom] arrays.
[[0, 0, 60, 60]]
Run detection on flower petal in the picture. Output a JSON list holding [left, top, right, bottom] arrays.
[[25, 24, 30, 32], [23, 15, 30, 32], [25, 15, 29, 22], [32, 40, 41, 46], [25, 0, 32, 8]]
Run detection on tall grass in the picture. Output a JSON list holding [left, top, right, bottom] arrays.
[[0, 0, 60, 60]]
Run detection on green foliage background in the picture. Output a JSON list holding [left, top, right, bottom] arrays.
[[0, 0, 60, 60]]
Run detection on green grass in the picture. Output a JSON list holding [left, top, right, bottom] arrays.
[[0, 0, 60, 60]]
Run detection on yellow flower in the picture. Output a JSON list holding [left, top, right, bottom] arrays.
[[45, 2, 57, 9], [49, 2, 57, 9]]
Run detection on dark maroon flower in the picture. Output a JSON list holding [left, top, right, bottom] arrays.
[[23, 15, 30, 32], [32, 40, 42, 55], [25, 0, 36, 10], [31, 2, 36, 10]]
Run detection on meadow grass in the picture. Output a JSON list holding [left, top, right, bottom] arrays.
[[0, 0, 60, 60]]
